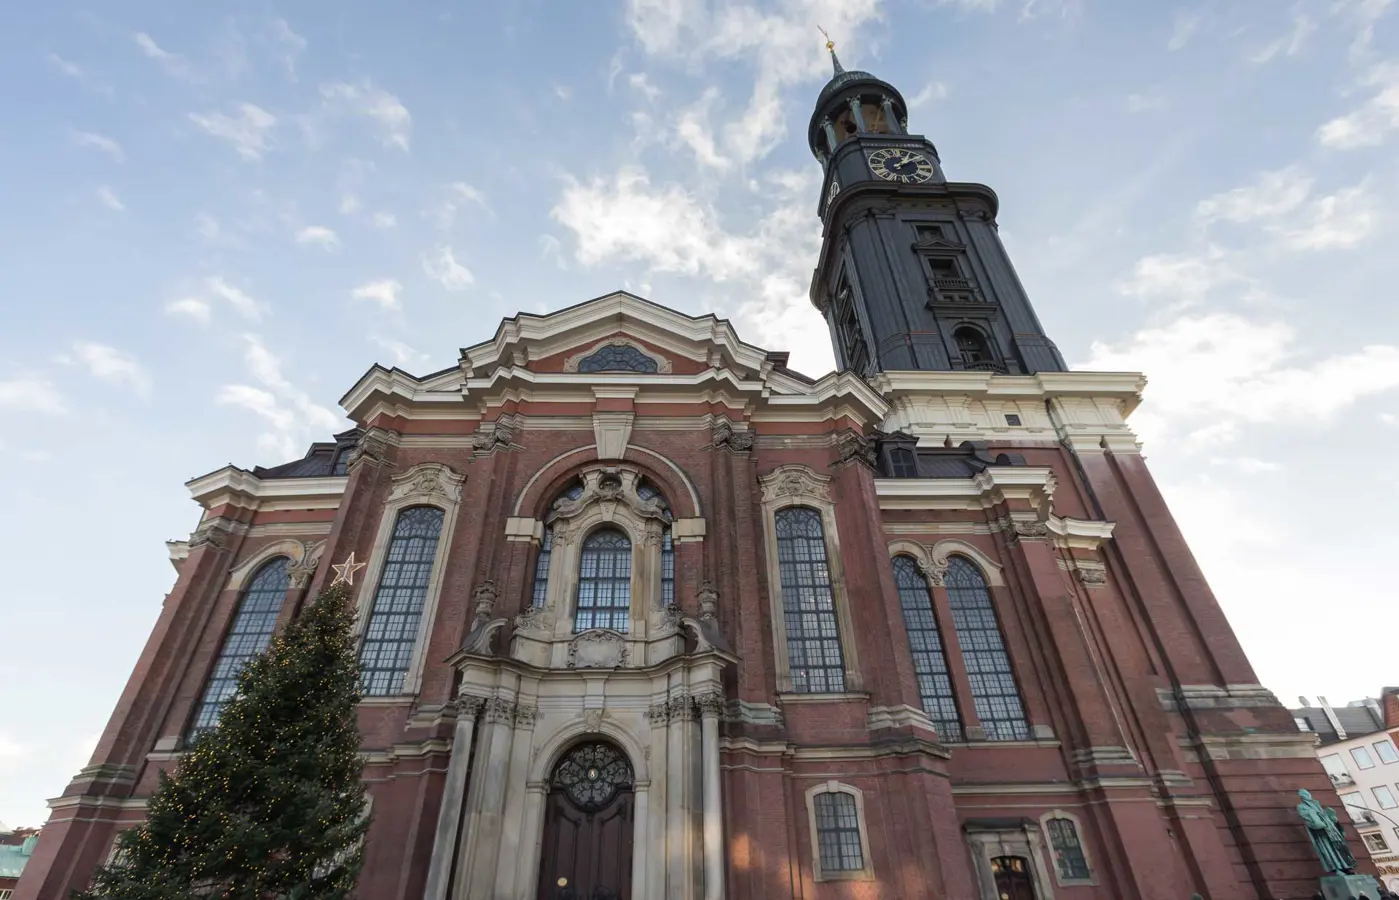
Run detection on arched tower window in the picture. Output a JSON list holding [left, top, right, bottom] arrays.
[[359, 505, 445, 696], [953, 326, 998, 370], [187, 556, 290, 738], [575, 528, 632, 633], [774, 506, 846, 693], [945, 556, 1029, 741], [891, 556, 962, 741]]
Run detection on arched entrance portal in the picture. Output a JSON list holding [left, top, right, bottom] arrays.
[[991, 855, 1037, 900], [537, 741, 635, 900]]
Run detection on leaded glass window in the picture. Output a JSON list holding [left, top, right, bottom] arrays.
[[637, 481, 675, 607], [578, 344, 658, 373], [775, 506, 845, 693], [892, 556, 962, 741], [187, 557, 290, 737], [331, 449, 350, 476], [552, 741, 634, 811], [359, 506, 445, 696], [576, 529, 631, 632], [531, 526, 554, 608], [946, 556, 1029, 741], [888, 447, 918, 478], [814, 791, 864, 872], [1046, 817, 1090, 880]]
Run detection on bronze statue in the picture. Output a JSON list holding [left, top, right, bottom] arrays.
[[1296, 788, 1358, 874]]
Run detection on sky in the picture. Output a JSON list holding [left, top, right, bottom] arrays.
[[1, 0, 1397, 829]]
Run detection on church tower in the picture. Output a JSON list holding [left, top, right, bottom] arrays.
[[809, 43, 1068, 376]]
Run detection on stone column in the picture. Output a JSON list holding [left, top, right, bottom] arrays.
[[821, 118, 839, 153], [880, 96, 901, 134], [697, 692, 726, 900], [847, 96, 867, 133], [494, 702, 539, 898], [423, 697, 484, 900], [458, 697, 519, 899]]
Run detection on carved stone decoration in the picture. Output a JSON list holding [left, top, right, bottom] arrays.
[[471, 415, 517, 454], [563, 337, 673, 374], [483, 697, 518, 725], [387, 462, 465, 505], [711, 421, 755, 453], [696, 581, 719, 620], [835, 430, 878, 469], [1012, 521, 1050, 539], [1076, 566, 1108, 587], [650, 604, 683, 636], [916, 554, 949, 588], [471, 580, 499, 623], [513, 605, 555, 633], [759, 464, 833, 504], [460, 618, 508, 656], [566, 630, 629, 669], [347, 428, 394, 469], [453, 696, 487, 721], [667, 694, 698, 722], [514, 705, 539, 729], [645, 701, 670, 724], [694, 691, 725, 720], [189, 520, 234, 551], [582, 708, 604, 733]]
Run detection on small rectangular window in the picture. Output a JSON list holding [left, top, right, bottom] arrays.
[[1354, 747, 1377, 769], [1376, 740, 1399, 764], [1342, 792, 1368, 821], [1374, 785, 1397, 809], [1365, 832, 1389, 853], [1296, 716, 1314, 732], [1005, 414, 1022, 426], [1045, 817, 1091, 880]]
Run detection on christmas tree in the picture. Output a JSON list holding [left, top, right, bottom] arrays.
[[81, 565, 370, 900]]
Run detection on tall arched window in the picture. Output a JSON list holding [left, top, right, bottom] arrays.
[[775, 507, 845, 693], [576, 528, 632, 632], [954, 326, 995, 369], [891, 556, 962, 741], [187, 556, 291, 737], [531, 481, 585, 608], [636, 480, 674, 607], [945, 556, 1029, 741], [360, 505, 445, 696]]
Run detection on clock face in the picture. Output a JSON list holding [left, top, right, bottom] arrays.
[[867, 148, 935, 184]]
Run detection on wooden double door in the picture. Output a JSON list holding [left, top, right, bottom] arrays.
[[536, 741, 634, 900]]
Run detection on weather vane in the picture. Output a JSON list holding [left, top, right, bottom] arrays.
[[818, 25, 834, 52]]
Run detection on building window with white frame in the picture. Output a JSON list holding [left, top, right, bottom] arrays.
[[891, 555, 962, 740], [1354, 746, 1377, 769], [774, 506, 846, 693], [945, 555, 1029, 740], [1044, 815, 1091, 881], [1375, 785, 1398, 809], [359, 505, 445, 696], [575, 528, 632, 632], [1365, 832, 1389, 853], [805, 784, 873, 881], [1376, 740, 1399, 764], [1342, 792, 1369, 822]]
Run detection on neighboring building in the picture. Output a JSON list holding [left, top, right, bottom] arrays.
[[0, 829, 39, 899], [1292, 694, 1399, 892], [18, 49, 1366, 900]]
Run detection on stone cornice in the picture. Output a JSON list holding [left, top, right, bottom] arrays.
[[874, 467, 1056, 516], [185, 466, 348, 511]]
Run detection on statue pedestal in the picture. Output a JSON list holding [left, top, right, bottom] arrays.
[[1320, 873, 1382, 899]]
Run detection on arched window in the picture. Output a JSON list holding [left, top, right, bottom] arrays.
[[576, 529, 632, 632], [814, 792, 863, 872], [359, 505, 445, 696], [1045, 815, 1091, 880], [187, 556, 291, 737], [888, 447, 918, 478], [891, 556, 962, 741], [637, 480, 674, 607], [945, 556, 1029, 741], [954, 326, 995, 369], [578, 344, 658, 373], [530, 481, 585, 608], [775, 507, 845, 693]]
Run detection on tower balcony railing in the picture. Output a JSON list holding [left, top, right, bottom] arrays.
[[961, 360, 1008, 374], [933, 276, 975, 292]]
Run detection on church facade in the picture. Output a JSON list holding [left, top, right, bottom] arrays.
[[17, 52, 1367, 900]]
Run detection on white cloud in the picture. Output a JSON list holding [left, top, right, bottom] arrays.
[[675, 88, 729, 168], [1210, 456, 1284, 474], [1246, 9, 1315, 64], [206, 276, 265, 320], [1115, 246, 1236, 303], [1168, 9, 1201, 50], [372, 212, 397, 228], [371, 336, 431, 369], [422, 246, 474, 290], [321, 81, 412, 151], [351, 279, 402, 310], [73, 131, 123, 161], [133, 31, 188, 77], [95, 185, 124, 211], [1126, 91, 1168, 113], [908, 81, 950, 108], [63, 342, 152, 398], [217, 336, 341, 463], [270, 18, 306, 79], [194, 213, 221, 241], [1335, 0, 1396, 58], [189, 103, 276, 160], [46, 52, 84, 79], [1082, 313, 1399, 447], [628, 72, 662, 101], [1274, 181, 1379, 250], [165, 297, 212, 323], [295, 225, 340, 249], [0, 376, 67, 414], [1195, 166, 1313, 224], [433, 182, 491, 228], [1316, 63, 1399, 149]]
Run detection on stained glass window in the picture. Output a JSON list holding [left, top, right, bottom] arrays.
[[814, 791, 864, 872], [187, 557, 291, 738], [1046, 817, 1091, 880], [775, 507, 845, 693], [892, 556, 962, 741], [359, 506, 445, 696], [946, 556, 1029, 741], [576, 529, 632, 632], [578, 344, 658, 373]]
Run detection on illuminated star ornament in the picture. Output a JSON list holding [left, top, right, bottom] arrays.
[[330, 552, 367, 586]]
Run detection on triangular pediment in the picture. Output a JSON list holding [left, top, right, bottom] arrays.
[[912, 236, 966, 254]]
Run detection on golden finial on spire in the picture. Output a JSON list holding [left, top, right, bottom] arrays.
[[818, 25, 834, 52]]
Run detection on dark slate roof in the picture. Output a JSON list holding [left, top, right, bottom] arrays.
[[875, 435, 1029, 479], [251, 428, 361, 479], [1289, 703, 1383, 746]]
